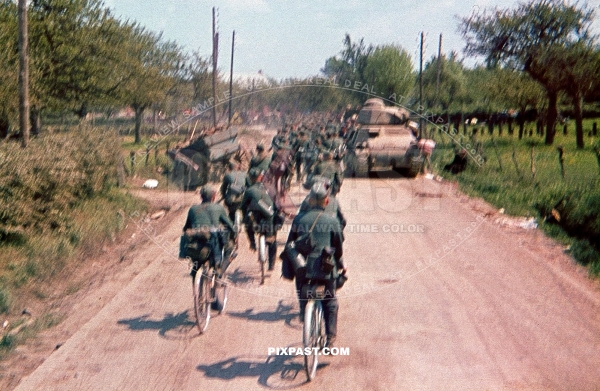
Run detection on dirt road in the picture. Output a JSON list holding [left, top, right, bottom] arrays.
[[11, 175, 600, 390]]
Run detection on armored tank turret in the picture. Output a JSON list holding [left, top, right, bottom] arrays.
[[344, 98, 422, 177]]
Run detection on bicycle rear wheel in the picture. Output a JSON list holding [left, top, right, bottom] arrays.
[[234, 209, 242, 234], [303, 300, 323, 381], [193, 266, 211, 333], [258, 234, 266, 285]]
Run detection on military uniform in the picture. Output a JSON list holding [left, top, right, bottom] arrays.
[[294, 136, 310, 181], [240, 180, 278, 269], [287, 203, 344, 342], [312, 158, 343, 195], [298, 193, 347, 231], [248, 152, 272, 173], [220, 169, 248, 222], [183, 201, 236, 279]]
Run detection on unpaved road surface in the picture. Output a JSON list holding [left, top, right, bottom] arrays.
[[9, 175, 600, 391]]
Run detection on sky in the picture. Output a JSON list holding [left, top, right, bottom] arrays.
[[104, 0, 600, 81]]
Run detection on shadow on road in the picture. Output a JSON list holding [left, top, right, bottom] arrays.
[[117, 310, 198, 340], [226, 300, 301, 329], [226, 267, 259, 285], [366, 169, 404, 179], [197, 354, 330, 389]]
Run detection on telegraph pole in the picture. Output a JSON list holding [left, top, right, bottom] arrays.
[[435, 33, 442, 110], [419, 32, 424, 138], [18, 0, 29, 147], [212, 7, 218, 129], [228, 30, 235, 126]]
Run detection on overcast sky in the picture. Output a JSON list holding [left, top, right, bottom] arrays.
[[105, 0, 600, 80]]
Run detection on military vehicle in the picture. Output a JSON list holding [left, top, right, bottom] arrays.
[[344, 98, 423, 177], [168, 127, 241, 190]]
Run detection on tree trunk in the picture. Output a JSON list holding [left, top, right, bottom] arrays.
[[30, 106, 41, 136], [0, 108, 9, 139], [134, 104, 145, 144], [545, 91, 558, 145], [153, 107, 158, 135], [18, 0, 29, 148], [518, 115, 525, 140], [453, 117, 461, 136], [573, 92, 584, 149]]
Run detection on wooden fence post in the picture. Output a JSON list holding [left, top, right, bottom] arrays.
[[593, 146, 600, 175], [557, 146, 565, 179], [129, 151, 135, 176], [511, 145, 522, 178], [530, 145, 536, 179]]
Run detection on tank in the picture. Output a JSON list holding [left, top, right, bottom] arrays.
[[168, 127, 240, 190], [344, 98, 423, 177]]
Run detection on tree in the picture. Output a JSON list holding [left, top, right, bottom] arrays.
[[0, 1, 18, 139], [422, 52, 467, 115], [18, 0, 29, 147], [363, 44, 415, 105], [29, 0, 128, 118], [539, 42, 600, 148], [189, 50, 212, 105], [321, 34, 373, 103], [487, 67, 543, 138], [116, 25, 186, 143], [459, 0, 597, 145]]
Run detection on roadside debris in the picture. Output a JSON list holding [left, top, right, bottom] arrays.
[[142, 179, 159, 189], [495, 216, 538, 230], [150, 210, 166, 220]]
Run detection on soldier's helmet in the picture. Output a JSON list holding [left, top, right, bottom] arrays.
[[200, 185, 217, 201], [309, 181, 330, 201]]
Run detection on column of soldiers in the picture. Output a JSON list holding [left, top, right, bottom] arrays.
[[274, 119, 350, 349], [271, 120, 348, 195], [185, 118, 350, 348], [212, 119, 350, 276]]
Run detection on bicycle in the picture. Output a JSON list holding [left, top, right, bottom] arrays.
[[192, 248, 230, 334], [302, 283, 327, 381]]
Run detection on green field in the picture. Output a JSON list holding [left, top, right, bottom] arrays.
[[430, 119, 600, 275]]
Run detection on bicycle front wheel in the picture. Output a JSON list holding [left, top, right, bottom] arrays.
[[193, 267, 211, 333], [303, 300, 322, 381], [234, 210, 242, 234], [258, 234, 266, 285], [214, 275, 228, 314]]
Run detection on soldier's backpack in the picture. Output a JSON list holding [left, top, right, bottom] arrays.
[[225, 174, 245, 205]]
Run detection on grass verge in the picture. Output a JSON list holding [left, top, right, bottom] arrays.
[[430, 120, 600, 276]]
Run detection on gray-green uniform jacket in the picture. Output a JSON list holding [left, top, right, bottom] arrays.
[[183, 202, 236, 240], [286, 207, 344, 280]]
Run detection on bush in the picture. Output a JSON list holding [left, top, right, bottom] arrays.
[[0, 126, 119, 241]]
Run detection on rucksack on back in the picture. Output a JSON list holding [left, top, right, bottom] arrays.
[[225, 175, 245, 204]]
